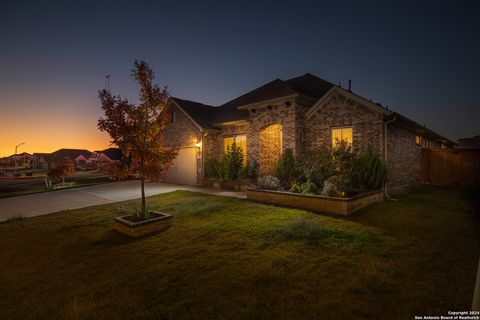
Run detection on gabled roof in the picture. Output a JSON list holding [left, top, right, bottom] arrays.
[[48, 148, 92, 161], [173, 73, 335, 127], [171, 97, 218, 129], [99, 148, 123, 161], [170, 73, 453, 144]]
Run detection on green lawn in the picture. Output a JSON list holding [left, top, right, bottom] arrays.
[[0, 186, 478, 319]]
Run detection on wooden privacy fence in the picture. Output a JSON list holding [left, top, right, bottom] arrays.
[[421, 149, 480, 187]]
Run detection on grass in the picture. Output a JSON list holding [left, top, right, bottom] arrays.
[[0, 185, 478, 319], [0, 177, 112, 198]]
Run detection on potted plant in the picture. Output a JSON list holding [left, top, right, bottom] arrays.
[[98, 60, 178, 237]]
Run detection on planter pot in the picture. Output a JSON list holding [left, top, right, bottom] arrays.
[[114, 211, 173, 237], [247, 188, 384, 215]]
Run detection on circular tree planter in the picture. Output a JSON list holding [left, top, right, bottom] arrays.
[[114, 211, 173, 237]]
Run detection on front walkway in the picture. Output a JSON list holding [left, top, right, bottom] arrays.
[[0, 181, 245, 222]]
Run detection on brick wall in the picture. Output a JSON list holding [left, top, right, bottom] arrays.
[[162, 105, 203, 185], [304, 95, 385, 157], [246, 99, 297, 175], [258, 124, 282, 175], [387, 123, 422, 188]]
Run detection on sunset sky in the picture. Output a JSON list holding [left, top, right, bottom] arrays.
[[0, 0, 479, 157]]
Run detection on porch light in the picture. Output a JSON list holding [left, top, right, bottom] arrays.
[[195, 141, 201, 149]]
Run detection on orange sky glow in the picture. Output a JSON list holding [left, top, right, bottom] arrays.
[[0, 97, 112, 157]]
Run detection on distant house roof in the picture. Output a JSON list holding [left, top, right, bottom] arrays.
[[99, 148, 123, 161], [7, 152, 32, 158], [48, 149, 92, 161], [458, 135, 480, 149]]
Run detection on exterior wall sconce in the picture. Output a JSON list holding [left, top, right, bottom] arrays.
[[195, 141, 202, 159]]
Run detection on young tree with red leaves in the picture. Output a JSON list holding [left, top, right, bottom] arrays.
[[98, 60, 178, 218], [48, 157, 75, 184]]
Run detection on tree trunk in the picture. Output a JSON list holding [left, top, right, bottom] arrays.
[[141, 176, 146, 217]]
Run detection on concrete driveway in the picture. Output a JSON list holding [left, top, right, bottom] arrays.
[[0, 180, 245, 222]]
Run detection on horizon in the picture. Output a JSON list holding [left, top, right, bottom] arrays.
[[1, 0, 479, 157]]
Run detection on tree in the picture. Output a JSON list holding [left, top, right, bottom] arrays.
[[48, 157, 75, 183], [98, 60, 178, 219]]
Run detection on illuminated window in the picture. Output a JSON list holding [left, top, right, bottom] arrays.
[[170, 109, 176, 124], [422, 138, 431, 148], [331, 127, 352, 146], [224, 135, 247, 164], [415, 135, 422, 145]]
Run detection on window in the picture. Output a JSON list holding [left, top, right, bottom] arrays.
[[331, 127, 352, 146], [224, 134, 247, 165], [422, 138, 431, 148], [415, 135, 423, 145], [170, 109, 176, 124]]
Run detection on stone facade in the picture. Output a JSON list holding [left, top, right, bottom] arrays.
[[386, 123, 422, 188], [259, 124, 282, 175], [246, 98, 298, 164], [304, 93, 384, 157], [162, 105, 203, 186], [167, 90, 441, 189]]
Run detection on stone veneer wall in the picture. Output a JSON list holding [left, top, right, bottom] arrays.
[[304, 95, 385, 157], [386, 123, 422, 188], [259, 124, 282, 175], [246, 99, 298, 174], [162, 105, 203, 186]]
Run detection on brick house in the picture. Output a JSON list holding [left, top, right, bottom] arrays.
[[162, 73, 454, 189]]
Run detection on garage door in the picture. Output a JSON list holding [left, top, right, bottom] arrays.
[[164, 147, 197, 186]]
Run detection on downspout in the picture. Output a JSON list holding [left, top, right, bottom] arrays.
[[384, 114, 397, 199], [201, 131, 207, 187]]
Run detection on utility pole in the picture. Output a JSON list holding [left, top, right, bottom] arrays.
[[105, 75, 111, 91], [14, 142, 25, 170]]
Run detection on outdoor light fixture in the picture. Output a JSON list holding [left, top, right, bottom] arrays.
[[195, 141, 202, 159]]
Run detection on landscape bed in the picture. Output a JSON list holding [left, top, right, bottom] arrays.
[[247, 188, 384, 215], [114, 211, 173, 237]]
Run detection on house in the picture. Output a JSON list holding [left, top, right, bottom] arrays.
[[44, 149, 93, 169], [458, 135, 480, 149], [89, 148, 123, 167], [162, 73, 454, 189], [32, 153, 50, 169]]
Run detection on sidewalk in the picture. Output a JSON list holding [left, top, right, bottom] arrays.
[[0, 180, 245, 222]]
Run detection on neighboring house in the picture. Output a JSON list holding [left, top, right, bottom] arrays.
[[458, 135, 480, 149], [89, 148, 123, 166], [162, 73, 454, 189], [0, 152, 32, 167], [45, 149, 93, 169], [32, 153, 49, 169]]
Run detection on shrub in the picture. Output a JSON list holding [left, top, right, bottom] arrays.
[[239, 161, 257, 180], [300, 146, 335, 187], [299, 182, 318, 194], [289, 183, 301, 193], [274, 149, 301, 187], [332, 139, 356, 178], [257, 175, 281, 190], [352, 148, 387, 190], [205, 158, 221, 179]]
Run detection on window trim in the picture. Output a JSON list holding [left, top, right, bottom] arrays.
[[331, 126, 353, 146], [415, 135, 423, 146], [223, 134, 247, 164]]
